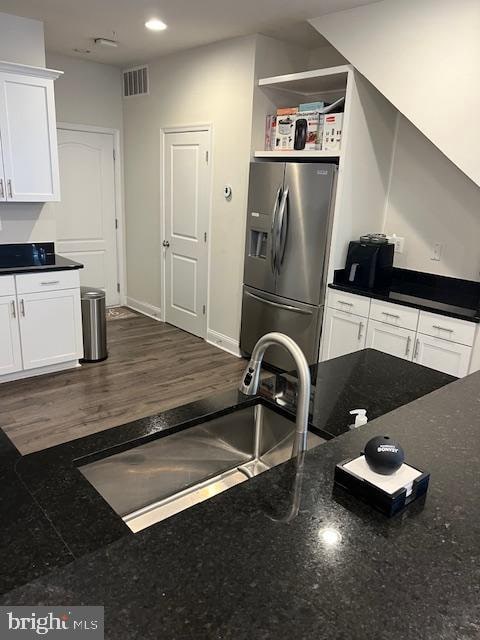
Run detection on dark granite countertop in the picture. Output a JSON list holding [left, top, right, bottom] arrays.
[[0, 254, 83, 276], [0, 242, 83, 275], [1, 350, 477, 639], [330, 267, 480, 323]]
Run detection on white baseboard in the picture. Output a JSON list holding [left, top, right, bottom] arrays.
[[126, 297, 162, 321], [207, 329, 241, 358], [0, 360, 80, 384]]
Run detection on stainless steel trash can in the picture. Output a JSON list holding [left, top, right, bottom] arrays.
[[80, 286, 107, 362]]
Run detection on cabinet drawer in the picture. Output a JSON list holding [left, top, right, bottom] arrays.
[[15, 270, 80, 294], [417, 311, 476, 347], [328, 289, 370, 318], [0, 276, 15, 296], [369, 299, 419, 331]]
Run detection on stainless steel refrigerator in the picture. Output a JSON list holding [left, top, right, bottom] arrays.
[[240, 162, 337, 370]]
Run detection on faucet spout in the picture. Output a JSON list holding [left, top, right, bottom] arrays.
[[239, 332, 311, 459]]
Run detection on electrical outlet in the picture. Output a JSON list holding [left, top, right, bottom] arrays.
[[431, 242, 444, 262], [388, 235, 405, 254]]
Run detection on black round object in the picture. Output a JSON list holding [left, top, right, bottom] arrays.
[[364, 435, 405, 475]]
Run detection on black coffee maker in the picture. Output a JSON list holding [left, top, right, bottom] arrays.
[[345, 234, 394, 289]]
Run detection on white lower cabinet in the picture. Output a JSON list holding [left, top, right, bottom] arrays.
[[366, 320, 415, 361], [0, 295, 22, 374], [18, 289, 83, 370], [322, 307, 366, 361], [412, 334, 471, 378], [0, 271, 83, 382], [322, 289, 477, 377]]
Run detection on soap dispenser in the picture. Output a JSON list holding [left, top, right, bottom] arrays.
[[349, 409, 368, 430]]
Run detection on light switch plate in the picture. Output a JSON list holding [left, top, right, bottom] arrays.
[[431, 242, 444, 261]]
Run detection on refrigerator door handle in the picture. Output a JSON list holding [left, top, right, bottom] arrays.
[[270, 186, 282, 273], [276, 186, 289, 271], [244, 289, 312, 315]]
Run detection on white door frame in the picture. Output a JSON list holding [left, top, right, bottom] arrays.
[[160, 124, 213, 331], [56, 122, 127, 305]]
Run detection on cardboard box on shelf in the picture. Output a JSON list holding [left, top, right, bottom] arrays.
[[299, 101, 325, 112], [322, 113, 343, 152], [294, 111, 324, 150], [264, 115, 275, 151], [274, 115, 295, 150], [276, 107, 298, 116]]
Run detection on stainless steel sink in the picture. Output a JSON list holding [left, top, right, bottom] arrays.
[[80, 405, 325, 532]]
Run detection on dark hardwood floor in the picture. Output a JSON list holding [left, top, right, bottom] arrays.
[[0, 313, 247, 455]]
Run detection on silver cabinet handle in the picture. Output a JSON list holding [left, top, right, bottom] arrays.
[[245, 290, 312, 315], [338, 300, 353, 308], [162, 240, 170, 248], [405, 335, 412, 356], [7, 179, 13, 199], [20, 299, 25, 317], [358, 321, 365, 340], [432, 325, 453, 334], [11, 300, 16, 318], [0, 178, 4, 199], [413, 338, 420, 360], [382, 311, 400, 320], [40, 280, 60, 286]]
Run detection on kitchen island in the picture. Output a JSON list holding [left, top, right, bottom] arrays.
[[1, 350, 478, 639]]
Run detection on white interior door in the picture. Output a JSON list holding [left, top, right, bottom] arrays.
[[47, 128, 119, 306], [163, 129, 210, 338]]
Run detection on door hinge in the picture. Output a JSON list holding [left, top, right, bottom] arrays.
[[202, 305, 206, 315], [113, 149, 116, 161], [117, 283, 120, 293], [205, 150, 209, 163], [115, 218, 119, 229], [204, 231, 207, 242]]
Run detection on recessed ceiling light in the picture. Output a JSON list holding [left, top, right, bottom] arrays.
[[145, 18, 167, 31]]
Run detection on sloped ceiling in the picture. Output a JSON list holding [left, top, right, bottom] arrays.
[[310, 0, 480, 187]]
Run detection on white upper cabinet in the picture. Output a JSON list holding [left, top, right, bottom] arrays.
[[0, 133, 5, 201], [0, 62, 62, 202]]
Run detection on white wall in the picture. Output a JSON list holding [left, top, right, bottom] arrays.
[[384, 115, 480, 281], [310, 0, 480, 187], [46, 53, 123, 131], [123, 36, 257, 341], [0, 12, 45, 66], [307, 44, 347, 69]]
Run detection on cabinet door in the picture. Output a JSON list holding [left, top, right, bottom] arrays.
[[413, 335, 471, 378], [0, 72, 60, 202], [321, 307, 366, 361], [0, 296, 22, 375], [366, 320, 415, 361], [0, 133, 5, 201], [18, 289, 83, 370]]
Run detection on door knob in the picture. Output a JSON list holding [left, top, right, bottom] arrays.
[[162, 240, 170, 248]]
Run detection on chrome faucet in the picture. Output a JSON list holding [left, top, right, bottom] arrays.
[[239, 332, 311, 460]]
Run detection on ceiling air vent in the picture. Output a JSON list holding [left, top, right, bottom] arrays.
[[123, 66, 149, 98]]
